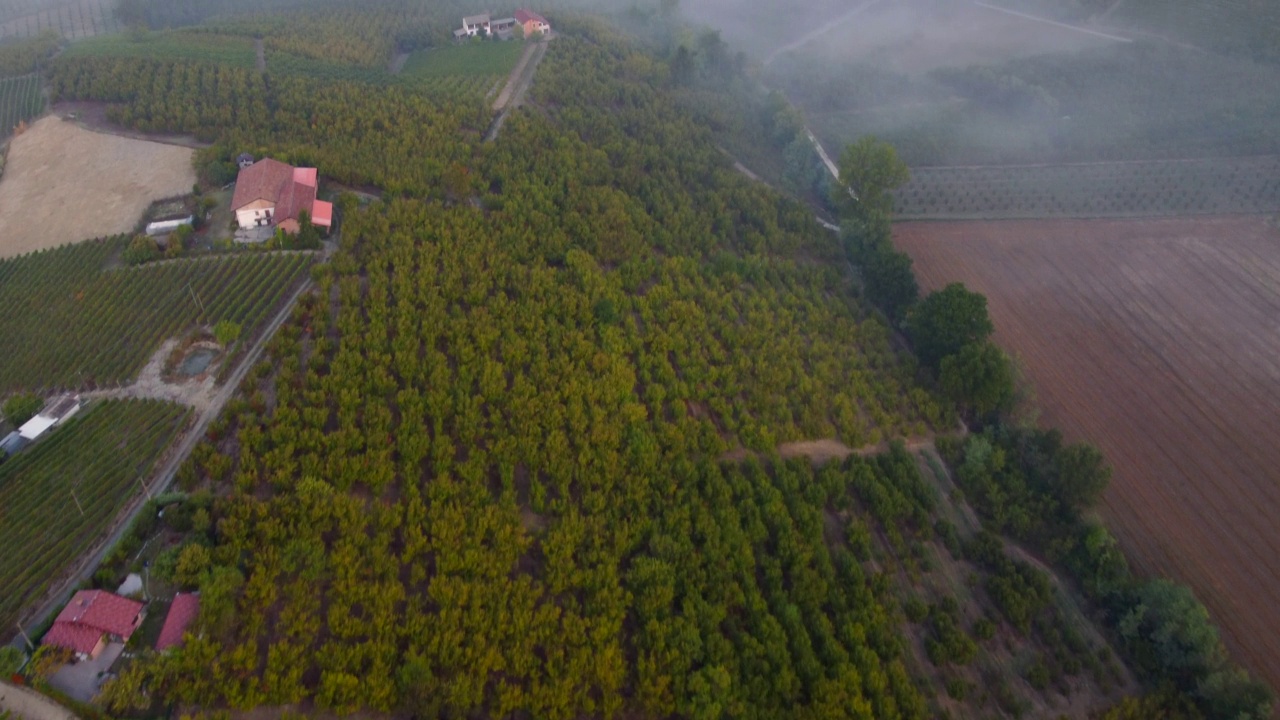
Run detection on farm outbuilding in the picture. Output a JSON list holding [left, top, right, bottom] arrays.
[[145, 215, 194, 236], [17, 394, 82, 441], [156, 593, 200, 652], [0, 430, 26, 457]]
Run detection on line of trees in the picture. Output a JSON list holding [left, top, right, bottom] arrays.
[[834, 133, 1273, 717]]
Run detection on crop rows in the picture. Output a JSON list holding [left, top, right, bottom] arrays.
[[0, 238, 314, 394], [0, 72, 40, 137], [404, 73, 502, 101], [0, 399, 190, 631], [894, 156, 1280, 219], [0, 0, 118, 40]]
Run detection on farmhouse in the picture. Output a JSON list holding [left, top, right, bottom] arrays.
[[43, 590, 144, 661], [17, 394, 82, 441], [460, 13, 490, 37], [515, 8, 550, 36], [155, 593, 200, 652], [455, 10, 546, 39], [230, 158, 333, 237]]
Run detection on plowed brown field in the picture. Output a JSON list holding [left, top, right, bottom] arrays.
[[894, 216, 1280, 693]]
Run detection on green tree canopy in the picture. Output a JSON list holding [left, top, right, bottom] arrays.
[[3, 392, 43, 427], [939, 341, 1015, 419], [834, 136, 910, 220], [908, 282, 994, 371], [1050, 442, 1111, 512]]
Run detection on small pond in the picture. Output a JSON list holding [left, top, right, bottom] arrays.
[[178, 348, 218, 377]]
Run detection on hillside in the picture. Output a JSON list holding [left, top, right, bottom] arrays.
[[3, 3, 1268, 719]]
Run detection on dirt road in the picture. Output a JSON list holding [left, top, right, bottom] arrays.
[[485, 39, 549, 143], [12, 273, 315, 646]]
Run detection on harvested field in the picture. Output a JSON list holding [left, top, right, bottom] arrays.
[[894, 215, 1280, 694], [0, 115, 194, 259]]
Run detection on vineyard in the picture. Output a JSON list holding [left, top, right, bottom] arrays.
[[893, 156, 1280, 219], [402, 41, 526, 79], [0, 399, 190, 633], [0, 0, 118, 40], [0, 72, 40, 137], [62, 31, 257, 69], [0, 238, 314, 393]]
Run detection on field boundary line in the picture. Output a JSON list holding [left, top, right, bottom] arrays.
[[911, 154, 1280, 171], [972, 1, 1133, 42]]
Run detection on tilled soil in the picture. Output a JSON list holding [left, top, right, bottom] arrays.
[[895, 215, 1280, 694], [0, 115, 195, 259]]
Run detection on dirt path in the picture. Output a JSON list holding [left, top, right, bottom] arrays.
[[254, 38, 265, 72], [763, 0, 887, 66], [388, 50, 410, 75], [82, 338, 217, 411], [491, 41, 540, 112], [720, 435, 940, 465], [0, 681, 77, 720], [12, 273, 316, 648], [485, 39, 549, 143]]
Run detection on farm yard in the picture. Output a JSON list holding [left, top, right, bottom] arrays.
[[893, 155, 1280, 219], [894, 215, 1280, 696], [0, 238, 313, 393], [0, 116, 195, 258], [0, 0, 118, 40], [0, 399, 190, 634]]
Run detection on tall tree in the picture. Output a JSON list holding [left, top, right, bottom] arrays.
[[908, 282, 994, 371], [939, 341, 1015, 419], [834, 136, 910, 220]]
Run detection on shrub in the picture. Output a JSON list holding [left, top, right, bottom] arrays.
[[3, 392, 43, 426]]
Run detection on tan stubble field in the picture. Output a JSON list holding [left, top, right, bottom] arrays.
[[0, 115, 195, 260], [895, 216, 1280, 693]]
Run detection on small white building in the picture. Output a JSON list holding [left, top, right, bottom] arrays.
[[460, 13, 491, 36], [17, 394, 82, 441], [145, 215, 194, 237]]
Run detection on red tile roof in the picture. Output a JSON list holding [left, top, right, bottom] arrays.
[[231, 158, 324, 227], [230, 158, 294, 211], [312, 200, 334, 228], [515, 8, 547, 24], [156, 593, 199, 652], [292, 167, 317, 188], [43, 590, 143, 655], [277, 180, 317, 227]]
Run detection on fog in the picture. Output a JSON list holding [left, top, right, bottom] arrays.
[[668, 0, 1280, 167]]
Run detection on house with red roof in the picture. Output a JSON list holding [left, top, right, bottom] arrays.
[[515, 8, 550, 36], [155, 593, 200, 652], [42, 590, 144, 661], [231, 158, 333, 238]]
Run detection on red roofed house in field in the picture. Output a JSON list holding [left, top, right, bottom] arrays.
[[42, 590, 144, 661], [231, 157, 333, 238], [155, 593, 200, 652], [515, 8, 550, 36]]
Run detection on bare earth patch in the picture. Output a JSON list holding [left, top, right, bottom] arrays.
[[0, 116, 195, 259], [895, 215, 1280, 694]]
